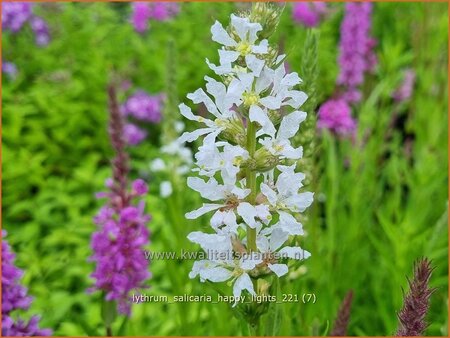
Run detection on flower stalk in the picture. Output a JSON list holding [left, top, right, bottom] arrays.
[[179, 2, 313, 332], [88, 84, 151, 331], [246, 120, 257, 252], [396, 258, 435, 336]]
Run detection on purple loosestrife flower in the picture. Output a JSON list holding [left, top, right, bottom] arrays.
[[317, 98, 356, 136], [2, 61, 18, 79], [131, 2, 179, 33], [2, 2, 32, 32], [2, 231, 52, 336], [396, 258, 435, 336], [121, 90, 164, 123], [337, 3, 377, 91], [393, 69, 416, 103], [123, 123, 148, 145], [131, 2, 151, 33], [292, 2, 327, 27], [2, 2, 51, 47], [89, 86, 151, 316], [148, 2, 179, 21], [330, 291, 354, 336], [30, 16, 50, 46]]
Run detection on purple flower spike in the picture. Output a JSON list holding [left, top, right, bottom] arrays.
[[2, 2, 33, 32], [2, 61, 18, 79], [131, 2, 152, 33], [132, 179, 149, 196], [131, 2, 179, 33], [2, 231, 52, 336], [123, 123, 148, 146], [89, 86, 151, 316], [122, 90, 164, 123], [30, 16, 50, 47], [337, 3, 377, 91], [2, 2, 51, 47], [396, 258, 435, 336], [149, 2, 179, 21], [292, 2, 327, 27], [317, 98, 356, 136]]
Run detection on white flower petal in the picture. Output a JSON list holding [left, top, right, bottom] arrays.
[[278, 246, 311, 260], [255, 67, 274, 93], [187, 88, 220, 117], [179, 103, 198, 121], [285, 192, 314, 212], [249, 105, 276, 138], [211, 21, 237, 47], [281, 145, 303, 160], [240, 253, 262, 270], [281, 72, 301, 87], [255, 204, 271, 225], [178, 128, 213, 143], [260, 96, 282, 110], [278, 111, 307, 140], [269, 228, 289, 252], [252, 39, 268, 54], [202, 266, 233, 282], [284, 90, 308, 109], [160, 181, 173, 198], [150, 158, 166, 172], [245, 54, 265, 76], [187, 177, 225, 201], [277, 211, 304, 236], [268, 263, 288, 277], [260, 183, 278, 206], [187, 231, 231, 253], [230, 186, 251, 199], [256, 235, 270, 253], [237, 202, 258, 228], [232, 273, 255, 306], [206, 58, 232, 75], [219, 49, 240, 64], [189, 260, 215, 279], [185, 203, 221, 219]]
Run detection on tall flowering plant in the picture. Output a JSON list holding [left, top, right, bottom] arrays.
[[88, 86, 151, 334], [178, 3, 313, 333], [2, 231, 52, 336], [318, 2, 377, 137]]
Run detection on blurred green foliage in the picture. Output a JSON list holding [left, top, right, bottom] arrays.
[[2, 2, 448, 336]]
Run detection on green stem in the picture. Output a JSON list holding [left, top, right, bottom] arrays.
[[247, 318, 260, 336], [246, 121, 257, 252], [101, 298, 116, 337]]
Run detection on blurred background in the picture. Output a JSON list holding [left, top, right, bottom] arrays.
[[2, 2, 448, 336]]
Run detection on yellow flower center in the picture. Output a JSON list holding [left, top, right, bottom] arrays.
[[274, 144, 284, 153], [236, 41, 252, 56], [243, 91, 260, 107]]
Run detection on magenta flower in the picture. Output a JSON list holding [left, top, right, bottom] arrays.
[[292, 2, 327, 27], [2, 231, 52, 336], [30, 16, 50, 47], [393, 69, 416, 103], [149, 2, 179, 21], [2, 2, 51, 47], [89, 86, 151, 316], [1, 2, 32, 32], [131, 2, 152, 33], [123, 123, 148, 146], [317, 98, 356, 136], [337, 3, 377, 91], [121, 91, 164, 123], [131, 2, 179, 33], [2, 62, 18, 79]]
